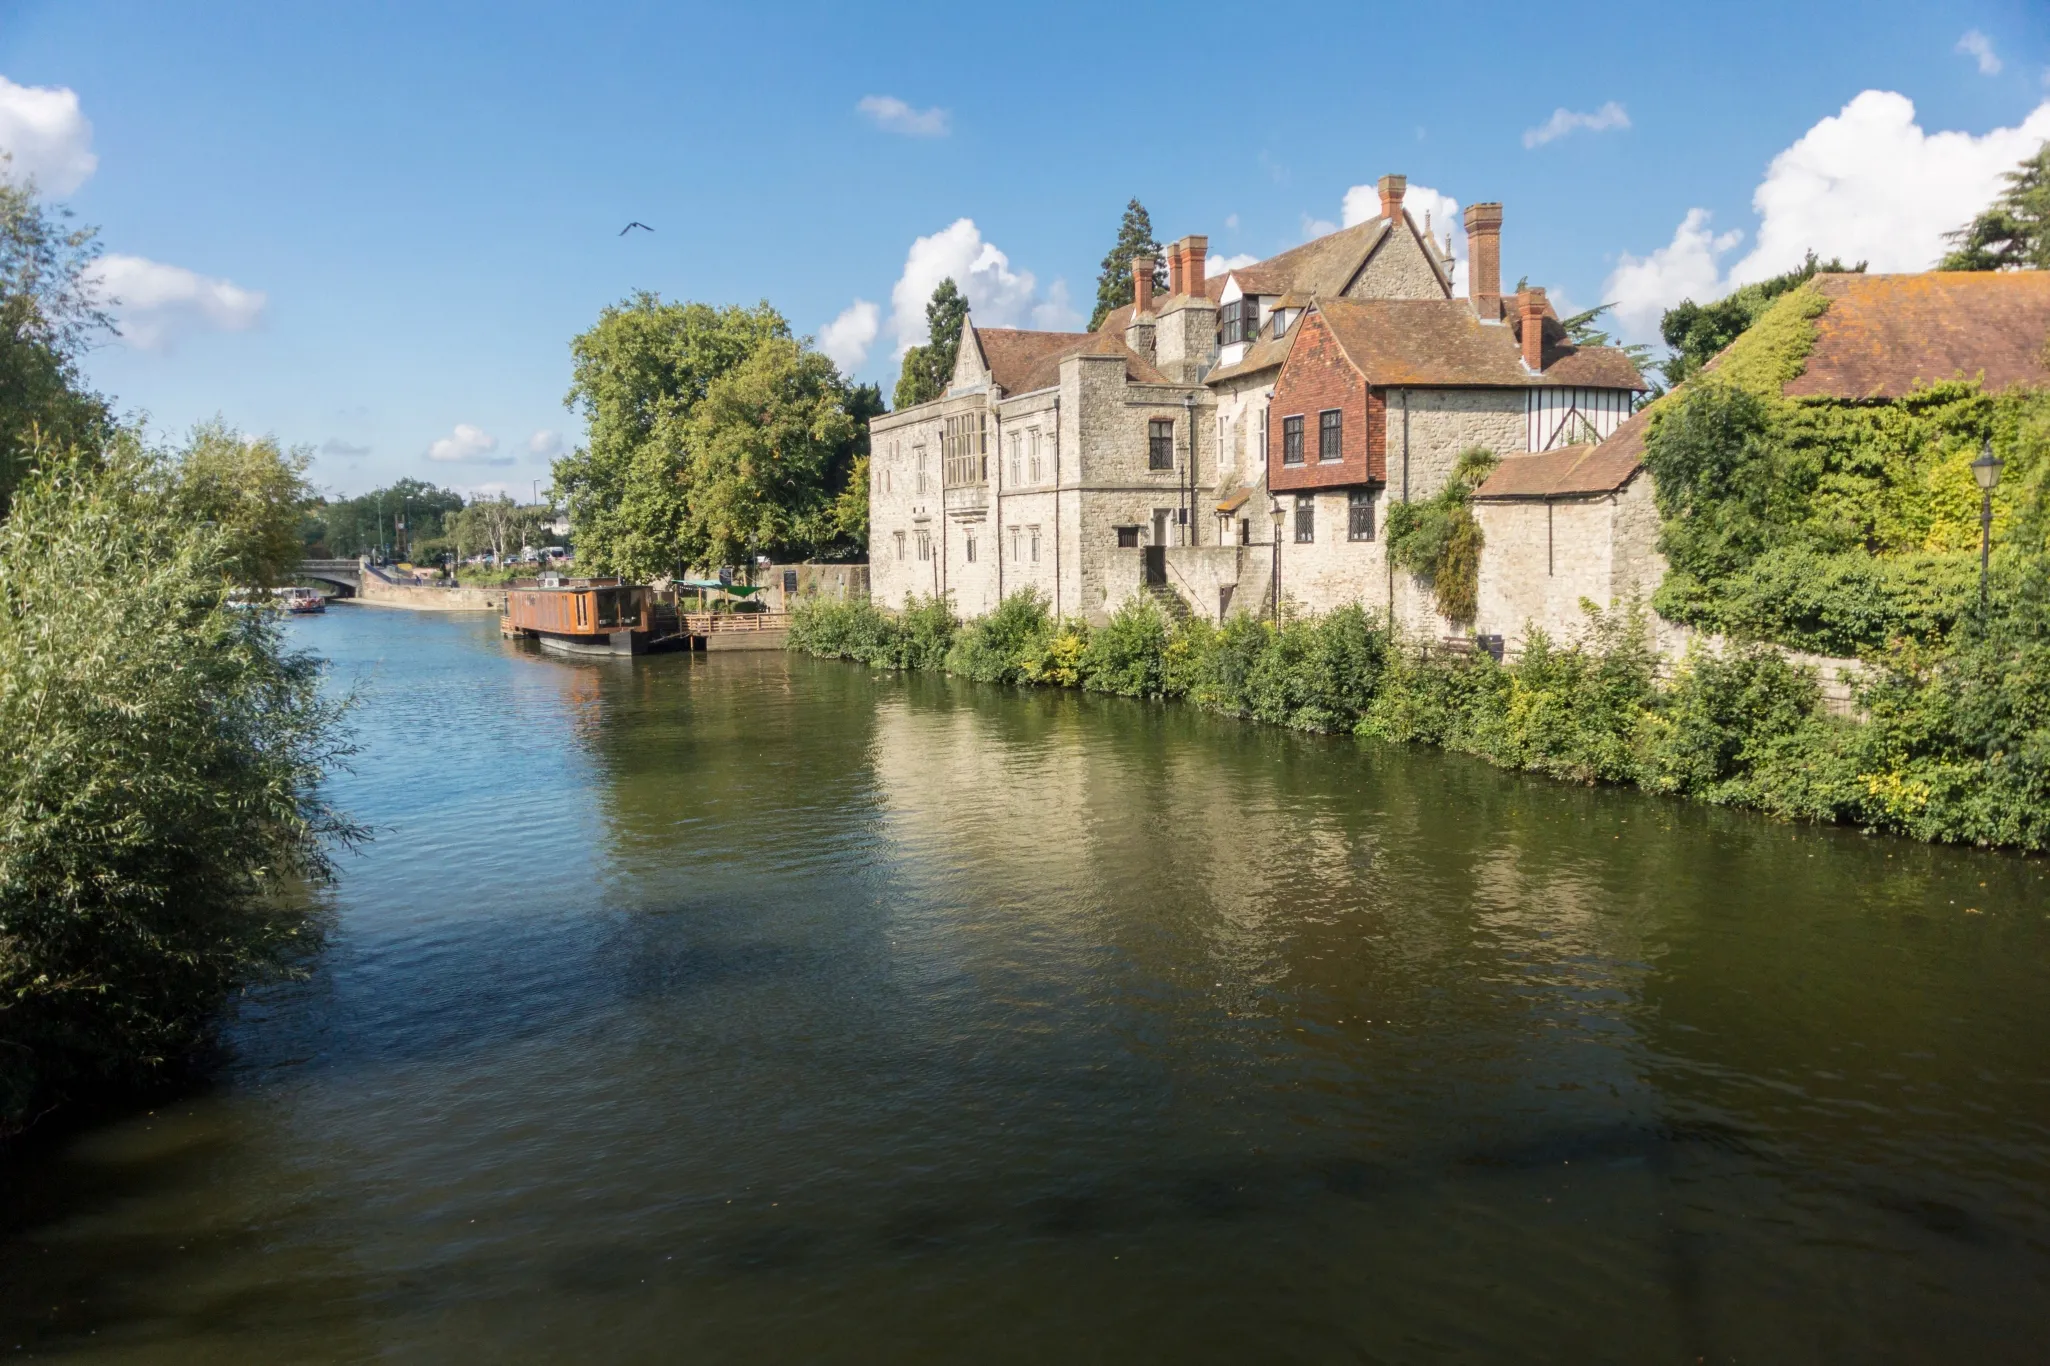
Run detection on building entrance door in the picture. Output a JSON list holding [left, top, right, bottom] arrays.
[[1142, 546, 1166, 587]]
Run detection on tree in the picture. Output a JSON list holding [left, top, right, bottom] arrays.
[[555, 295, 792, 579], [1088, 198, 1165, 331], [1558, 303, 1658, 390], [449, 495, 539, 563], [685, 337, 859, 568], [892, 279, 968, 409], [1658, 251, 1863, 388], [0, 173, 114, 515], [162, 420, 316, 588], [1941, 140, 2050, 272], [0, 446, 357, 1132]]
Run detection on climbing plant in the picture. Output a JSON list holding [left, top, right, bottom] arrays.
[[1384, 446, 1500, 622]]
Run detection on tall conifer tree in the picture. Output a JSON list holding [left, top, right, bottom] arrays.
[[1089, 199, 1166, 331], [1941, 141, 2050, 272], [892, 278, 968, 409]]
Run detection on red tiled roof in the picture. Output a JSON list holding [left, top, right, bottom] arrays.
[[1473, 443, 1643, 499], [1218, 220, 1390, 300], [1312, 297, 1644, 389], [973, 328, 1091, 393], [1785, 272, 2050, 398]]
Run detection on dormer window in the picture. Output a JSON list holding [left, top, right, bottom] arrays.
[[1271, 308, 1293, 338], [1220, 298, 1259, 346]]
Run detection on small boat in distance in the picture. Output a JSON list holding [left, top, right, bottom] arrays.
[[280, 586, 327, 615]]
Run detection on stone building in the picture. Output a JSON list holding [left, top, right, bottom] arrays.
[[866, 174, 1646, 627]]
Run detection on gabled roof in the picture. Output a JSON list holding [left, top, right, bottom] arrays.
[[1220, 219, 1391, 299], [1308, 298, 1645, 390], [1205, 312, 1300, 385], [970, 323, 1169, 395], [972, 327, 1093, 394], [1785, 271, 2050, 399], [1473, 443, 1642, 500]]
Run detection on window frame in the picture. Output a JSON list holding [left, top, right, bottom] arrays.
[[1294, 492, 1315, 544], [1347, 489, 1375, 542], [1029, 525, 1040, 563], [1319, 409, 1342, 463], [894, 530, 906, 560], [1148, 418, 1175, 471], [1281, 415, 1304, 466]]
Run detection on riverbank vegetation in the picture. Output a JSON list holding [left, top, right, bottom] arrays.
[[2, 178, 356, 1136], [789, 581, 2050, 853]]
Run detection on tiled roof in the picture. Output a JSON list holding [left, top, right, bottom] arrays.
[[1785, 271, 2050, 398], [973, 327, 1093, 394], [974, 324, 1169, 394], [1219, 220, 1390, 300], [1473, 443, 1643, 499], [1313, 298, 1644, 389]]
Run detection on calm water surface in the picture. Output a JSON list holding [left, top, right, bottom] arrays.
[[4, 605, 2049, 1362]]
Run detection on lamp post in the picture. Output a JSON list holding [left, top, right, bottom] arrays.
[[1269, 496, 1285, 618], [1973, 439, 2004, 606]]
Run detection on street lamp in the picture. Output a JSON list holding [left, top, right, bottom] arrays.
[[1269, 495, 1286, 618], [1973, 439, 2004, 604]]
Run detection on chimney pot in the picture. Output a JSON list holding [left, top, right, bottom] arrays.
[[1519, 286, 1547, 371], [1463, 202, 1504, 310], [1167, 245, 1184, 297], [1132, 255, 1155, 315], [1377, 174, 1407, 223], [1183, 235, 1208, 292]]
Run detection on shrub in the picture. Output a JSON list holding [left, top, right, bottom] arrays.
[[1019, 617, 1090, 688], [787, 595, 900, 663], [894, 594, 959, 671], [0, 451, 358, 1132], [945, 589, 1051, 685], [1080, 596, 1172, 697]]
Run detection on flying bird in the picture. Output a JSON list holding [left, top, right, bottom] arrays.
[[619, 221, 653, 235]]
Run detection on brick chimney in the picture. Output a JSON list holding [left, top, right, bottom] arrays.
[[1132, 254, 1155, 315], [1464, 202, 1503, 310], [1518, 286, 1547, 371], [1167, 244, 1184, 297], [1182, 235, 1207, 290], [1378, 174, 1406, 223]]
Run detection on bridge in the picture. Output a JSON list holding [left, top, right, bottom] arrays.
[[298, 558, 367, 597]]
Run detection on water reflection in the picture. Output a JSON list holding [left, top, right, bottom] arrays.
[[2, 609, 2046, 1363]]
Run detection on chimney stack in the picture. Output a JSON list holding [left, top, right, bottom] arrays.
[[1519, 286, 1547, 372], [1378, 174, 1407, 223], [1464, 202, 1503, 311], [1167, 244, 1185, 297], [1181, 235, 1207, 291], [1132, 254, 1155, 315]]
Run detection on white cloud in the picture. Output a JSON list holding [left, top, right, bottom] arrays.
[[819, 298, 880, 371], [1301, 214, 1338, 240], [1523, 101, 1631, 149], [857, 95, 950, 138], [426, 423, 508, 465], [884, 218, 1078, 357], [0, 76, 96, 195], [321, 438, 370, 459], [1604, 208, 1744, 339], [527, 429, 564, 459], [1206, 252, 1258, 278], [1601, 92, 2050, 342], [1957, 29, 2002, 76], [1224, 213, 1240, 231], [88, 253, 266, 351]]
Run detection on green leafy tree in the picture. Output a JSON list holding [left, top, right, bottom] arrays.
[[1658, 251, 1862, 388], [1558, 302, 1657, 386], [163, 420, 316, 587], [1088, 198, 1165, 331], [555, 295, 792, 579], [893, 279, 968, 409], [0, 446, 358, 1131], [1941, 140, 2050, 271], [0, 172, 114, 515], [685, 337, 859, 568]]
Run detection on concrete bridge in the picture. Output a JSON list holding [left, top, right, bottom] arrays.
[[298, 558, 367, 597]]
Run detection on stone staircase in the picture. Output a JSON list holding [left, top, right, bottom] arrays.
[[1144, 582, 1195, 625]]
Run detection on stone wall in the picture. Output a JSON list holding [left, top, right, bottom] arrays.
[[356, 573, 506, 612], [762, 563, 870, 613], [1383, 387, 1526, 504], [1345, 217, 1450, 301], [868, 403, 946, 609]]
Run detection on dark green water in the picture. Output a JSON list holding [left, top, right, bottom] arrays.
[[4, 606, 2049, 1363]]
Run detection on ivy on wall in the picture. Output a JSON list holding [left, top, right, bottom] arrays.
[[1384, 446, 1500, 623]]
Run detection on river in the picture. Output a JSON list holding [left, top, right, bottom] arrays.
[[3, 605, 2047, 1362]]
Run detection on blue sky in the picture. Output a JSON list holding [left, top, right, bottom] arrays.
[[4, 0, 2048, 496]]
